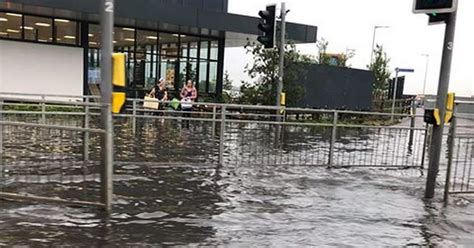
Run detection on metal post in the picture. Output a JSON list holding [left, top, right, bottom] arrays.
[[218, 106, 226, 166], [0, 99, 3, 167], [132, 100, 137, 135], [408, 100, 416, 147], [276, 2, 286, 116], [370, 26, 377, 65], [83, 98, 90, 161], [425, 10, 458, 199], [41, 95, 46, 124], [212, 105, 217, 137], [100, 0, 114, 212], [421, 123, 429, 169], [390, 69, 399, 123], [370, 26, 389, 64], [328, 111, 338, 166], [444, 105, 457, 203], [422, 54, 430, 97]]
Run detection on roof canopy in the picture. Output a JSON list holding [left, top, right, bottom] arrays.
[[1, 0, 317, 47]]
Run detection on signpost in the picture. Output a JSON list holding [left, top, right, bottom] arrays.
[[100, 0, 114, 212], [391, 68, 414, 123]]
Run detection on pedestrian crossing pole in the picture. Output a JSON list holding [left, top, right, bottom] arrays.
[[425, 9, 458, 199], [100, 0, 114, 212]]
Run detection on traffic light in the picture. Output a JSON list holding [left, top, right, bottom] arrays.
[[112, 53, 126, 114], [257, 4, 276, 49], [413, 0, 457, 14]]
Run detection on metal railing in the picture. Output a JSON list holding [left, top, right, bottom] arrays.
[[1, 92, 435, 210], [0, 95, 107, 208], [0, 93, 430, 168], [444, 102, 474, 201]]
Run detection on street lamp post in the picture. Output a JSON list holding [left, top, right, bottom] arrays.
[[391, 67, 415, 123], [421, 54, 430, 96], [370, 25, 390, 64]]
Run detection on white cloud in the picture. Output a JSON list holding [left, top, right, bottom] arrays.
[[225, 0, 473, 97]]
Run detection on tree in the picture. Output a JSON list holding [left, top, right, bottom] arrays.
[[316, 38, 355, 67], [239, 42, 315, 106], [339, 49, 356, 67], [367, 44, 391, 100], [316, 38, 331, 65], [221, 70, 236, 103]]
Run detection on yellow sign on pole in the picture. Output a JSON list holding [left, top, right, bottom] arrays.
[[112, 53, 126, 113], [432, 92, 455, 125]]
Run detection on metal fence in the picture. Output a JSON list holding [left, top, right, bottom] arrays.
[[0, 95, 106, 208], [116, 97, 428, 169], [444, 107, 474, 200], [1, 92, 434, 210]]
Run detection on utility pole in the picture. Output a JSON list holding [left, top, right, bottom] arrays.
[[100, 0, 114, 212], [391, 69, 400, 123], [276, 2, 286, 113], [421, 54, 430, 96], [425, 10, 458, 199], [370, 26, 389, 64]]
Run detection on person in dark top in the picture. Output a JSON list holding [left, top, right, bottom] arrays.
[[149, 79, 168, 114], [149, 79, 168, 102]]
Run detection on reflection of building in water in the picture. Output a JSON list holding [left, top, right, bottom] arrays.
[[0, 0, 316, 101]]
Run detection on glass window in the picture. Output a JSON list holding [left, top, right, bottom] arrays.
[[88, 24, 101, 48], [88, 48, 101, 85], [180, 35, 200, 58], [180, 42, 189, 58], [160, 56, 178, 90], [115, 26, 135, 50], [210, 40, 219, 60], [24, 16, 53, 43], [198, 60, 208, 94], [179, 60, 187, 90], [189, 42, 198, 58], [208, 61, 217, 94], [159, 32, 179, 57], [136, 29, 157, 48], [0, 12, 22, 39], [200, 40, 209, 60], [55, 18, 78, 45]]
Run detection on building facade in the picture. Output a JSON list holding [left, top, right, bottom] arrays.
[[0, 0, 317, 99]]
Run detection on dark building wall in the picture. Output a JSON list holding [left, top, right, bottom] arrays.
[[5, 0, 228, 12], [296, 64, 374, 111]]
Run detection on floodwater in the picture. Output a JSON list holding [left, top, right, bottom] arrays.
[[0, 116, 473, 247]]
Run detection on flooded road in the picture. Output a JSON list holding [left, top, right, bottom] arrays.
[[0, 117, 473, 246]]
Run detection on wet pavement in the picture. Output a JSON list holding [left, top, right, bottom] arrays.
[[0, 116, 473, 247]]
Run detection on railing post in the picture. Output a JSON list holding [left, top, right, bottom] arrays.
[[444, 105, 457, 204], [218, 106, 226, 166], [41, 95, 46, 124], [408, 100, 416, 147], [212, 105, 217, 137], [421, 123, 430, 169], [328, 111, 338, 166], [132, 99, 137, 135], [83, 97, 90, 161]]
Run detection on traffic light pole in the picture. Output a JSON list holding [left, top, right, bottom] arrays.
[[276, 2, 286, 113], [425, 10, 457, 199], [100, 0, 114, 212]]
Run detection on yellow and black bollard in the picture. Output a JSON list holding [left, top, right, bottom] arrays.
[[112, 53, 126, 114]]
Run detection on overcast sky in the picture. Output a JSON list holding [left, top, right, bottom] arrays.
[[224, 0, 473, 97]]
